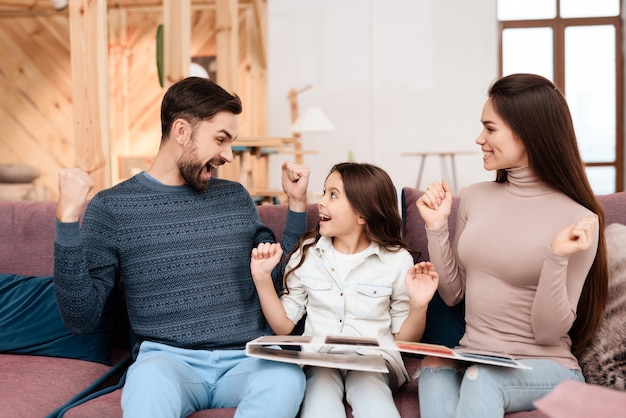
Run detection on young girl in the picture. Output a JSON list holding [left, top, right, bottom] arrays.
[[416, 73, 608, 417], [251, 162, 439, 418]]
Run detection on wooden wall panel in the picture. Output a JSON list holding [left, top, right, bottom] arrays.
[[0, 15, 74, 200], [118, 9, 163, 158], [0, 1, 267, 200]]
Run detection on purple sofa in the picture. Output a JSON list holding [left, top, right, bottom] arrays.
[[1, 187, 624, 417]]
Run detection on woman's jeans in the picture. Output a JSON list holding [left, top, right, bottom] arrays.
[[418, 358, 584, 418]]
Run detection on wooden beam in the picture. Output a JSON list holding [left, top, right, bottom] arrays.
[[162, 0, 191, 88], [68, 0, 111, 192], [108, 6, 130, 185], [215, 0, 238, 92], [240, 2, 267, 135], [251, 0, 266, 68]]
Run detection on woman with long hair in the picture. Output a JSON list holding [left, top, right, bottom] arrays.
[[416, 73, 608, 417]]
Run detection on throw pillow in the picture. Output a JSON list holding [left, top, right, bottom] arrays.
[[0, 163, 40, 183], [0, 274, 112, 365], [421, 292, 465, 348], [579, 223, 626, 389]]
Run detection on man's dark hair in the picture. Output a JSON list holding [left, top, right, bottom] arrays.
[[160, 77, 242, 142]]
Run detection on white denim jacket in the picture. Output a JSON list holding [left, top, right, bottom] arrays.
[[281, 236, 415, 386]]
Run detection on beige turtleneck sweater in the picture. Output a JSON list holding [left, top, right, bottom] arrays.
[[426, 166, 598, 370]]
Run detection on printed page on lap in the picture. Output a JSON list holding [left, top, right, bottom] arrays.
[[247, 345, 390, 373], [246, 335, 531, 371]]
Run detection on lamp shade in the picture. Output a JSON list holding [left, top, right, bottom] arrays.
[[190, 62, 210, 78], [291, 107, 335, 134], [51, 0, 68, 10]]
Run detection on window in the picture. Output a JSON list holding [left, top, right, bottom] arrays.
[[498, 0, 623, 193]]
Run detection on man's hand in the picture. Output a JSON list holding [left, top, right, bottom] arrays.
[[281, 161, 310, 212], [56, 168, 94, 222]]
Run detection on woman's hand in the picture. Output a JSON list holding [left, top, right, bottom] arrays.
[[551, 214, 598, 256], [416, 180, 453, 229]]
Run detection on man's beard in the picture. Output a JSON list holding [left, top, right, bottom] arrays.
[[178, 141, 222, 192], [179, 159, 208, 192]]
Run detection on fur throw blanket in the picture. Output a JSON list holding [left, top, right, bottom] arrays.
[[579, 223, 626, 390]]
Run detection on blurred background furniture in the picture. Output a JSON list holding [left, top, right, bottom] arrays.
[[218, 136, 307, 204], [401, 150, 477, 195], [0, 163, 54, 202], [217, 85, 332, 204]]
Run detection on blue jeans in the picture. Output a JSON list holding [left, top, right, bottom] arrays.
[[418, 359, 584, 418], [121, 341, 305, 418]]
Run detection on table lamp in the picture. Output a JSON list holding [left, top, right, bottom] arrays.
[[287, 85, 335, 163]]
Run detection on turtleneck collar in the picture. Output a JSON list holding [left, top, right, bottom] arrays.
[[504, 166, 555, 197]]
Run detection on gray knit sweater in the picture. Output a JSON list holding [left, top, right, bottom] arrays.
[[54, 173, 306, 357]]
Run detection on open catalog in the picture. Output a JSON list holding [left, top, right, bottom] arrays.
[[245, 335, 531, 373]]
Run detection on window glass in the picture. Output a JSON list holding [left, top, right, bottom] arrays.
[[560, 0, 620, 18], [502, 28, 553, 80], [497, 0, 556, 20], [565, 25, 616, 162], [585, 166, 616, 194]]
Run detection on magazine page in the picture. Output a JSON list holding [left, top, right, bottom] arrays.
[[246, 344, 389, 373], [246, 335, 531, 370], [395, 341, 531, 369]]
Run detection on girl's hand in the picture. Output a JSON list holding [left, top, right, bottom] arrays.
[[551, 214, 598, 256], [281, 161, 310, 212], [405, 261, 439, 308], [416, 181, 452, 229], [251, 242, 283, 284]]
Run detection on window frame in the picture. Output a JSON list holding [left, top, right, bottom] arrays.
[[498, 7, 624, 192]]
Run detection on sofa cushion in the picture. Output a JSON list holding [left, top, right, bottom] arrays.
[[0, 353, 111, 418], [62, 387, 237, 418], [598, 192, 626, 226], [534, 380, 626, 418], [401, 187, 465, 348], [256, 203, 319, 242], [579, 222, 626, 389], [0, 163, 40, 183], [0, 274, 111, 365], [0, 201, 57, 276]]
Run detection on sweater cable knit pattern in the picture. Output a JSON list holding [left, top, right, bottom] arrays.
[[54, 174, 304, 357]]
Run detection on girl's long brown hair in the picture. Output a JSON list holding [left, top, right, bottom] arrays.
[[489, 73, 608, 356], [282, 162, 410, 291]]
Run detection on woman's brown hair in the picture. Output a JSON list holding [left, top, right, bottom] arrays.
[[488, 73, 608, 356]]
